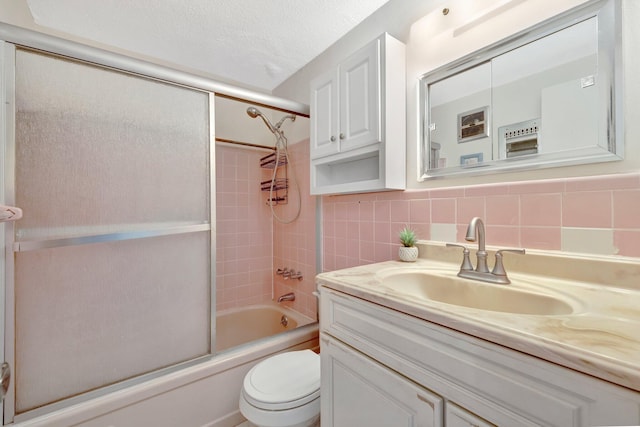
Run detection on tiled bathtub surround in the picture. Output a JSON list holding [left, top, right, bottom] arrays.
[[216, 144, 274, 311], [273, 141, 318, 319], [216, 140, 318, 319], [322, 172, 640, 272]]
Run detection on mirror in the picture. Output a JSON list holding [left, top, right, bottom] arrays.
[[420, 0, 622, 179]]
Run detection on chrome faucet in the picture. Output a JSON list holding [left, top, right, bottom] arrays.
[[447, 217, 525, 284], [277, 292, 295, 303], [465, 217, 489, 273]]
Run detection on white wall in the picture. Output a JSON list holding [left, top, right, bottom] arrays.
[[275, 0, 640, 189]]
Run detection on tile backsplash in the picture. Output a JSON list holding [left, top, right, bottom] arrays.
[[322, 172, 640, 272]]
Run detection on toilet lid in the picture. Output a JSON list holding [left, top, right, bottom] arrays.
[[243, 350, 320, 411]]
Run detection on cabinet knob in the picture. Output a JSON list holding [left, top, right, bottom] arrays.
[[330, 136, 336, 142], [339, 133, 345, 140]]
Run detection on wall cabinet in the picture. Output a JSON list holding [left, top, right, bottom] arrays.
[[319, 288, 640, 427], [309, 33, 406, 195]]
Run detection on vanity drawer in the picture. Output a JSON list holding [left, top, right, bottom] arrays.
[[320, 288, 640, 427]]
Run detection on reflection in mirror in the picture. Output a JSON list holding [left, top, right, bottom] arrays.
[[429, 63, 491, 169], [420, 0, 622, 179], [493, 17, 598, 159]]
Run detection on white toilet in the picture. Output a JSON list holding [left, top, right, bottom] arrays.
[[239, 349, 321, 427]]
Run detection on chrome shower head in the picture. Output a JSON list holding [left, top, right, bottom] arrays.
[[246, 106, 277, 134], [246, 107, 260, 118], [247, 106, 297, 135]]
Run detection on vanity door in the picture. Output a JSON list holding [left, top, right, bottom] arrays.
[[321, 333, 444, 427], [446, 403, 496, 427]]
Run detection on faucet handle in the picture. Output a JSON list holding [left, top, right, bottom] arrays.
[[289, 271, 304, 281], [446, 243, 473, 271], [492, 249, 526, 276]]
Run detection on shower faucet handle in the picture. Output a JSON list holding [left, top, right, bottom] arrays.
[[289, 271, 303, 281]]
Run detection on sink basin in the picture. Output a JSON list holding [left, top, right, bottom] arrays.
[[378, 270, 575, 315]]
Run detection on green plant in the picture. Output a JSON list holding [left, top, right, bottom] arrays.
[[399, 226, 417, 247]]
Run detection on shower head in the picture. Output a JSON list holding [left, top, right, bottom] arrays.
[[246, 106, 277, 134], [247, 106, 296, 134], [246, 107, 261, 119]]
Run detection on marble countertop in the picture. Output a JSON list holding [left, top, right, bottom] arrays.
[[316, 243, 640, 392]]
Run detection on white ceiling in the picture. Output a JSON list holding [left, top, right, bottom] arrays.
[[25, 0, 392, 92]]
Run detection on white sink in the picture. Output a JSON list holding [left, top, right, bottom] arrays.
[[378, 270, 575, 315]]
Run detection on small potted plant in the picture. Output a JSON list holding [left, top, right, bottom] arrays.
[[398, 226, 419, 262]]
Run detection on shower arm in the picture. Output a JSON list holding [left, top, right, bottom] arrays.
[[274, 114, 296, 130]]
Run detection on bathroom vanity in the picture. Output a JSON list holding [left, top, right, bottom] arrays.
[[316, 243, 640, 426]]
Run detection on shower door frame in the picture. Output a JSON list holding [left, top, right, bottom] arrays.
[[0, 41, 219, 424], [0, 41, 10, 426], [0, 22, 307, 424]]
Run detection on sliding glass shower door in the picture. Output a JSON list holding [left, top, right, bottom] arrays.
[[2, 45, 214, 420]]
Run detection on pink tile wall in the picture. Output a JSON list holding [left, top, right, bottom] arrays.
[[273, 140, 317, 319], [216, 144, 274, 311], [322, 173, 640, 271]]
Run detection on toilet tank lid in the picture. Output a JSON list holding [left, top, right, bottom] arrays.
[[243, 350, 320, 406]]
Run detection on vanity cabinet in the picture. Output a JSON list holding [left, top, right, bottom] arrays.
[[309, 33, 405, 195], [319, 288, 640, 427], [322, 335, 443, 426]]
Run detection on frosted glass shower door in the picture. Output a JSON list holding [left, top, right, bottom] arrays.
[[6, 47, 214, 417]]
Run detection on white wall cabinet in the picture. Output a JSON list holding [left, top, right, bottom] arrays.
[[319, 287, 640, 427], [310, 33, 406, 195]]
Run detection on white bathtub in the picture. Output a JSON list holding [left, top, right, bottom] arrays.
[[15, 303, 319, 427]]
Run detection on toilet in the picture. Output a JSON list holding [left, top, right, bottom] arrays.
[[239, 350, 321, 427]]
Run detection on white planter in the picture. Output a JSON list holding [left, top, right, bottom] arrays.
[[398, 246, 418, 262]]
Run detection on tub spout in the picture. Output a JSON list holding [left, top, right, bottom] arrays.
[[277, 292, 295, 303]]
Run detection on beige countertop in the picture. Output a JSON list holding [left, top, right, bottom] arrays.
[[316, 242, 640, 393]]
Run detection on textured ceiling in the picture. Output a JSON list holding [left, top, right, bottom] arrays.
[[25, 0, 392, 92]]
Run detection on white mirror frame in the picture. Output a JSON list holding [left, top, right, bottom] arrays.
[[419, 0, 622, 180]]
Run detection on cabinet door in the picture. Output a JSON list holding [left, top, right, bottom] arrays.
[[339, 38, 381, 152], [310, 69, 340, 159], [446, 403, 496, 427], [321, 334, 443, 427]]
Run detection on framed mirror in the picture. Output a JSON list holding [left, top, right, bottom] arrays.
[[419, 0, 622, 179]]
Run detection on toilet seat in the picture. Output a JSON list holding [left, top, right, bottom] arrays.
[[243, 350, 320, 411]]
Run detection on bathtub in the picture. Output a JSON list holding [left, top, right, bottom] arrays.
[[15, 303, 319, 427], [216, 303, 314, 352]]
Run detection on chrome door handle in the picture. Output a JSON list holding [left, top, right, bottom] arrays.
[[1, 362, 10, 402]]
